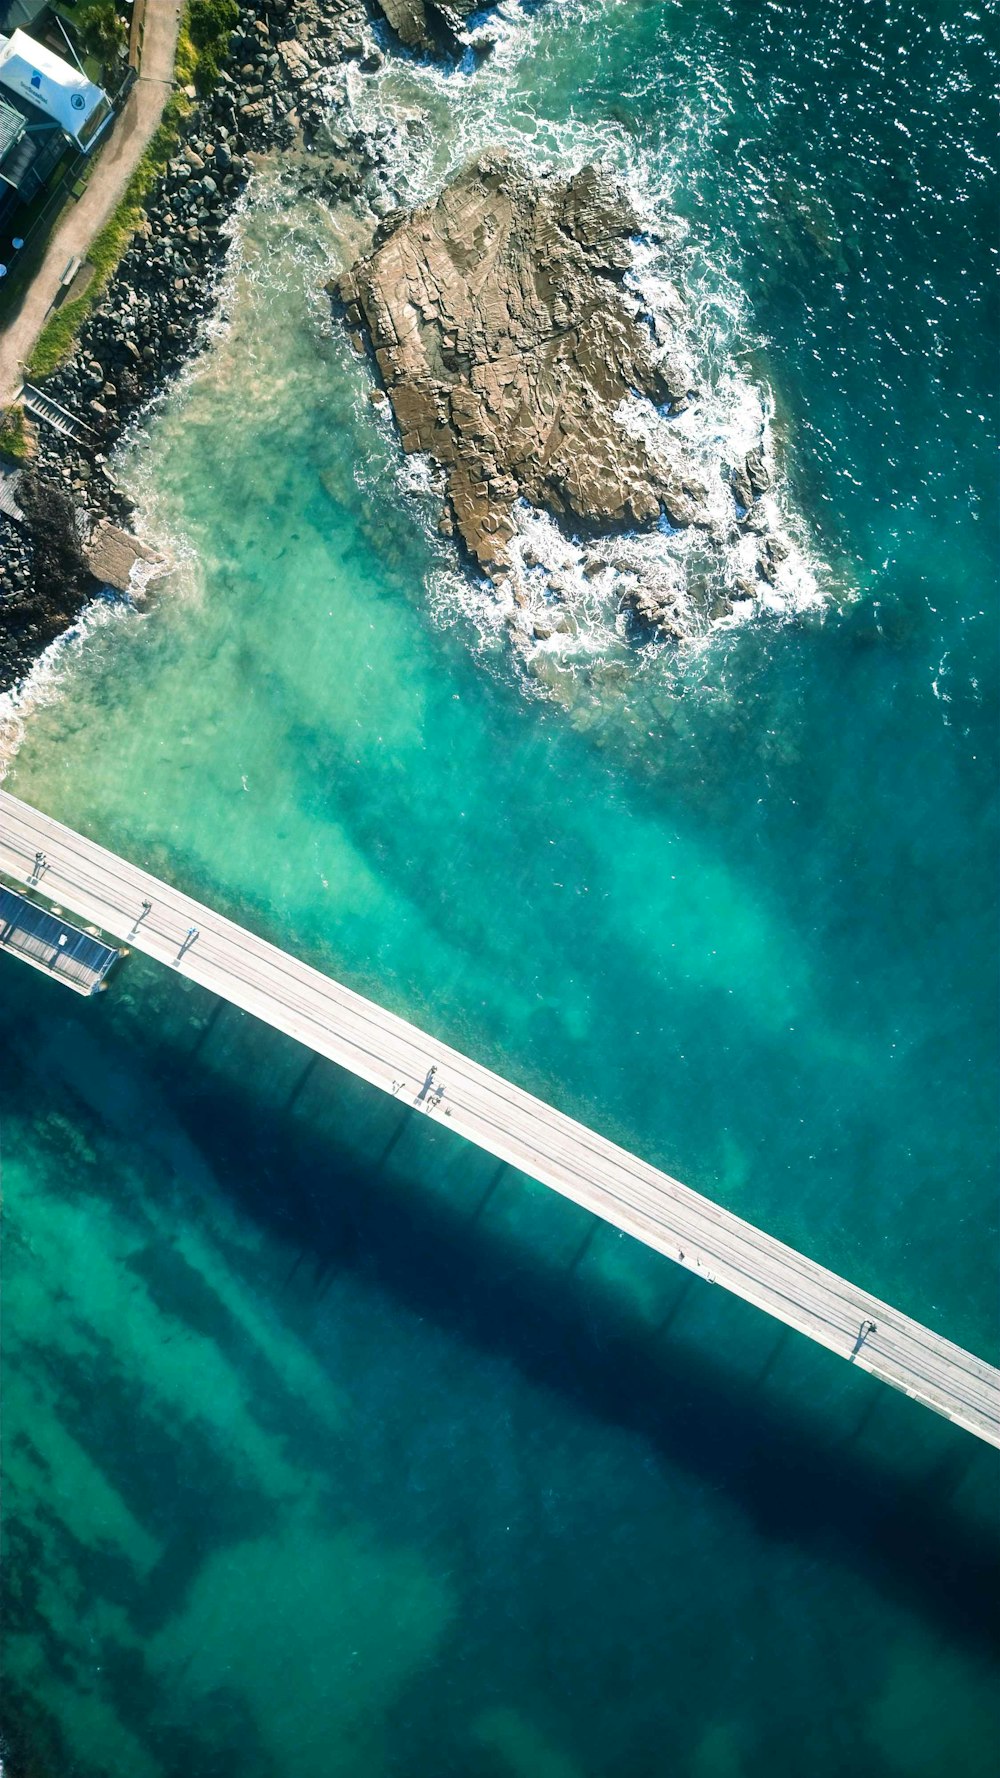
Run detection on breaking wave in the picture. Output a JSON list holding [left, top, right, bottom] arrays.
[[327, 0, 832, 700]]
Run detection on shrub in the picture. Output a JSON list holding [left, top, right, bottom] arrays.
[[17, 473, 90, 606], [185, 0, 238, 92], [0, 404, 30, 463], [76, 1, 129, 82], [187, 0, 239, 50]]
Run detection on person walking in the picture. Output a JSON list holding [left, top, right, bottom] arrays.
[[128, 898, 152, 939], [851, 1316, 878, 1359]]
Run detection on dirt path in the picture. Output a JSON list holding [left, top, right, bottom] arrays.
[[0, 0, 184, 404]]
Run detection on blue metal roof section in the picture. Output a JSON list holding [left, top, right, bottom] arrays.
[[0, 883, 121, 994]]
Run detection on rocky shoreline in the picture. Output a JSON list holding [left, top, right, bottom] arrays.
[[1, 0, 802, 697], [0, 0, 422, 694]]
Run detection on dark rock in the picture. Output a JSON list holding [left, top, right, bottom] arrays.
[[745, 446, 772, 495], [730, 463, 753, 511], [371, 0, 480, 55]]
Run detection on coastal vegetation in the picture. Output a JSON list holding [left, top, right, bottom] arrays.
[[27, 0, 239, 381], [75, 1, 129, 86], [184, 0, 241, 92], [26, 105, 185, 380], [0, 403, 31, 464]]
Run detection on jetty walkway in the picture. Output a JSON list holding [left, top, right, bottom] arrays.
[[2, 786, 998, 1448]]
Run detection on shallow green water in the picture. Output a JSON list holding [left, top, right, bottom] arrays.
[[2, 1, 998, 1773]]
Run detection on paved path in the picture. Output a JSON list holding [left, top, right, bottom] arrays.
[[2, 785, 998, 1447], [0, 0, 184, 404]]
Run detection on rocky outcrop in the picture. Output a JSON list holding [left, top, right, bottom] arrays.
[[84, 521, 165, 594], [371, 0, 480, 55], [1, 0, 802, 692], [336, 153, 712, 580]]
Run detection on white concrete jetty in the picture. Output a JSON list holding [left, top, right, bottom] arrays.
[[1, 785, 998, 1448]]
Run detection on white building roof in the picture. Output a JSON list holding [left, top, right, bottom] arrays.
[[0, 28, 110, 148]]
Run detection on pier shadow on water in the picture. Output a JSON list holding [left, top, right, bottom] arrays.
[[157, 1028, 1000, 1661], [3, 961, 999, 1778]]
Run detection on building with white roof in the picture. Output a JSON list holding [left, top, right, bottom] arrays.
[[0, 25, 112, 216], [0, 27, 112, 151]]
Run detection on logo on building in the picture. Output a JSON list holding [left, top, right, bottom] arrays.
[[29, 68, 41, 88]]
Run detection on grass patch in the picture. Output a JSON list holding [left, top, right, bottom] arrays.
[[26, 0, 239, 380], [185, 0, 240, 92], [28, 98, 188, 379], [0, 403, 31, 464]]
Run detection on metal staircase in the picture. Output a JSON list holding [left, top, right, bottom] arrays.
[[21, 382, 97, 443]]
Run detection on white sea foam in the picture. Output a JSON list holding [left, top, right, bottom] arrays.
[[0, 181, 252, 768], [0, 500, 203, 776], [0, 597, 133, 776], [330, 6, 829, 697], [3, 3, 833, 746]]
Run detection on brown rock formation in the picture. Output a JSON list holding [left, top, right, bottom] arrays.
[[335, 152, 711, 579], [372, 0, 479, 53], [84, 521, 165, 594]]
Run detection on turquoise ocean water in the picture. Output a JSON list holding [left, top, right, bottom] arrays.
[[1, 1, 998, 1772]]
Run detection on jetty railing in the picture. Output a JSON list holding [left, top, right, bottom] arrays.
[[1, 786, 997, 1448]]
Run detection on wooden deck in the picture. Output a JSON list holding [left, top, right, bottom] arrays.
[[2, 786, 997, 1447]]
